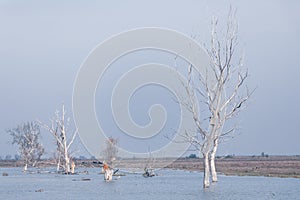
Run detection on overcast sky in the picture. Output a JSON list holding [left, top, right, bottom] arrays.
[[0, 0, 299, 158]]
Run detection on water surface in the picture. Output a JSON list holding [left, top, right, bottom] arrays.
[[0, 168, 299, 199]]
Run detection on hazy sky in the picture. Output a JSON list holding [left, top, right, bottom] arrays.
[[0, 0, 299, 158]]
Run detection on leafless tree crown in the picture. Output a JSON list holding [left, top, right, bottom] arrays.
[[179, 9, 254, 188], [39, 104, 77, 173], [8, 121, 44, 169], [103, 137, 118, 165]]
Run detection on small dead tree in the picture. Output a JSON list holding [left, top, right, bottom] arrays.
[[103, 137, 118, 167], [39, 104, 77, 174], [8, 121, 44, 171], [181, 10, 253, 188]]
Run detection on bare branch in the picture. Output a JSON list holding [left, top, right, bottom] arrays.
[[67, 129, 78, 150], [39, 104, 77, 173]]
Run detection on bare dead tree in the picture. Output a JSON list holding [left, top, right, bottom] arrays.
[[103, 137, 118, 167], [180, 10, 253, 188], [39, 104, 77, 174], [8, 121, 44, 171]]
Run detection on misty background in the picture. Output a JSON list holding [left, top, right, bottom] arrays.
[[0, 0, 299, 158]]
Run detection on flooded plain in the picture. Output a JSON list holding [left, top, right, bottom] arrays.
[[0, 167, 299, 200]]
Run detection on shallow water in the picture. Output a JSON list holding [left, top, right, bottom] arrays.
[[0, 167, 299, 200]]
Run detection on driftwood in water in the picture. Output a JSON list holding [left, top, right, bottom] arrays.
[[2, 172, 8, 176], [143, 168, 155, 178], [72, 178, 91, 181]]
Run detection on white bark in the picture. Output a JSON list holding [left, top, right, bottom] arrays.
[[23, 163, 28, 172], [210, 138, 218, 182], [104, 169, 113, 181], [39, 104, 77, 174], [203, 153, 210, 188], [61, 108, 70, 173], [177, 10, 253, 188], [56, 161, 60, 172], [61, 105, 70, 173]]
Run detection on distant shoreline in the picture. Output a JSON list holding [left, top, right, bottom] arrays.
[[1, 155, 300, 178]]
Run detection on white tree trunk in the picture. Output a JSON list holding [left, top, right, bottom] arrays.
[[104, 169, 113, 181], [23, 163, 28, 172], [178, 12, 252, 190], [39, 104, 77, 174], [210, 139, 218, 182], [203, 152, 210, 188], [62, 106, 70, 174], [56, 162, 60, 172], [65, 158, 70, 173], [63, 145, 70, 173]]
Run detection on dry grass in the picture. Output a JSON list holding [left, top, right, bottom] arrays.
[[1, 156, 300, 178], [165, 156, 300, 178]]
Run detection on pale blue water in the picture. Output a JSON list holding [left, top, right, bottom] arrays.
[[0, 168, 299, 199]]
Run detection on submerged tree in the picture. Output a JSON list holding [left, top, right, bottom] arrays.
[[8, 121, 44, 171], [39, 104, 77, 174], [181, 10, 253, 188]]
